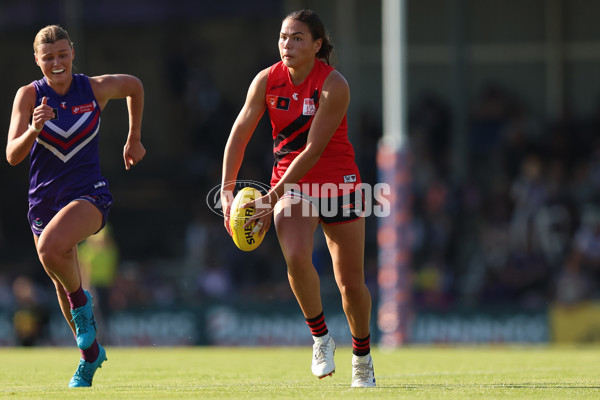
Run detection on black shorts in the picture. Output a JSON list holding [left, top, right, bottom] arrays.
[[280, 188, 364, 225]]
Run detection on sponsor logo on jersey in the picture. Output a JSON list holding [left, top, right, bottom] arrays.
[[72, 102, 95, 114], [94, 181, 106, 189], [303, 98, 316, 115], [270, 83, 286, 90], [343, 174, 357, 183], [60, 102, 67, 109], [292, 93, 298, 100], [267, 95, 290, 110]]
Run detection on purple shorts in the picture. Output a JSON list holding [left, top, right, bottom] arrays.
[[27, 189, 113, 236]]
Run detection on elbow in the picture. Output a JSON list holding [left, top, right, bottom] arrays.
[[132, 76, 144, 96], [6, 151, 21, 166]]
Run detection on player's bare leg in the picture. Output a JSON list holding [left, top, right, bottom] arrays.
[[37, 254, 77, 334], [322, 217, 371, 338], [323, 217, 375, 387], [35, 200, 101, 292], [34, 200, 107, 386], [274, 197, 322, 317], [274, 197, 335, 378]]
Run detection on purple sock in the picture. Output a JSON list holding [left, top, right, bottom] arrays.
[[81, 340, 99, 362], [66, 285, 87, 309]]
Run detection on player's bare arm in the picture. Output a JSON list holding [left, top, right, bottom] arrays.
[[90, 74, 145, 170], [221, 68, 268, 234], [6, 84, 51, 166]]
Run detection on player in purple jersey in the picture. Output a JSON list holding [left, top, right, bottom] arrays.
[[6, 25, 145, 387]]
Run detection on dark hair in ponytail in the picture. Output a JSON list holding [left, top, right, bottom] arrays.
[[285, 9, 334, 65]]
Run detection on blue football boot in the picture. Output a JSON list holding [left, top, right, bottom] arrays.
[[70, 290, 97, 350], [68, 345, 107, 387]]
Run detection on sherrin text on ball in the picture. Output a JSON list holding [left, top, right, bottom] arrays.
[[229, 187, 266, 251]]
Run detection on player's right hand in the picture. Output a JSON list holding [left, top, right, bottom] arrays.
[[221, 191, 234, 236], [31, 96, 54, 132]]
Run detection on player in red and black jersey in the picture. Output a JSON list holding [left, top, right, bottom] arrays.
[[221, 9, 375, 387]]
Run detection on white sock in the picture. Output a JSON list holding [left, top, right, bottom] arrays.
[[353, 353, 371, 362], [313, 333, 330, 344]]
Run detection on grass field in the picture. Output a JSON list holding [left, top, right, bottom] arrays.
[[1, 346, 599, 399]]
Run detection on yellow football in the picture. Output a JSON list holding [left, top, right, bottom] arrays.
[[229, 187, 266, 251]]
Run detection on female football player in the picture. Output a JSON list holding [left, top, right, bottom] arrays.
[[6, 24, 146, 387], [221, 10, 375, 387]]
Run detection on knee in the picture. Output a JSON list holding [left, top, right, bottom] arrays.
[[282, 243, 313, 276], [279, 233, 313, 273], [37, 236, 71, 269], [283, 247, 313, 275], [337, 278, 366, 299]]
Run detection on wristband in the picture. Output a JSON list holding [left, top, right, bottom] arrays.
[[30, 124, 42, 133]]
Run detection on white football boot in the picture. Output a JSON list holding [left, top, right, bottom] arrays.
[[311, 335, 336, 378], [351, 353, 376, 388]]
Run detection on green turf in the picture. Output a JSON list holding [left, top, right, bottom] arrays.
[[0, 346, 598, 399]]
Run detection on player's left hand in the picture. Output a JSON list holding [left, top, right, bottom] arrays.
[[241, 192, 277, 236], [123, 138, 146, 170]]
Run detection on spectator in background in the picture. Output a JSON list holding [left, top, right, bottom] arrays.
[[557, 207, 600, 303], [12, 275, 49, 346], [78, 224, 119, 344], [509, 154, 547, 252]]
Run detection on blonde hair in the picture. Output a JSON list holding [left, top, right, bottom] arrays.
[[33, 25, 73, 54]]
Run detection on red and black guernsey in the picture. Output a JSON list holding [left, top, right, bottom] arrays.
[[266, 59, 361, 197]]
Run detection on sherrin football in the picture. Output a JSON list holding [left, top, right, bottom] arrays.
[[229, 187, 266, 251]]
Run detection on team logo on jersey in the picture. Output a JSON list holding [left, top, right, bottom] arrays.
[[303, 98, 316, 115], [32, 217, 44, 233], [344, 174, 357, 183], [267, 95, 290, 110], [72, 102, 95, 115]]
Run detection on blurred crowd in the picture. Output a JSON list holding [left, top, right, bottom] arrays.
[[409, 83, 600, 310], [3, 76, 600, 345]]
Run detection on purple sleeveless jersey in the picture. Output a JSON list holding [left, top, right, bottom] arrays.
[[27, 74, 112, 235]]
